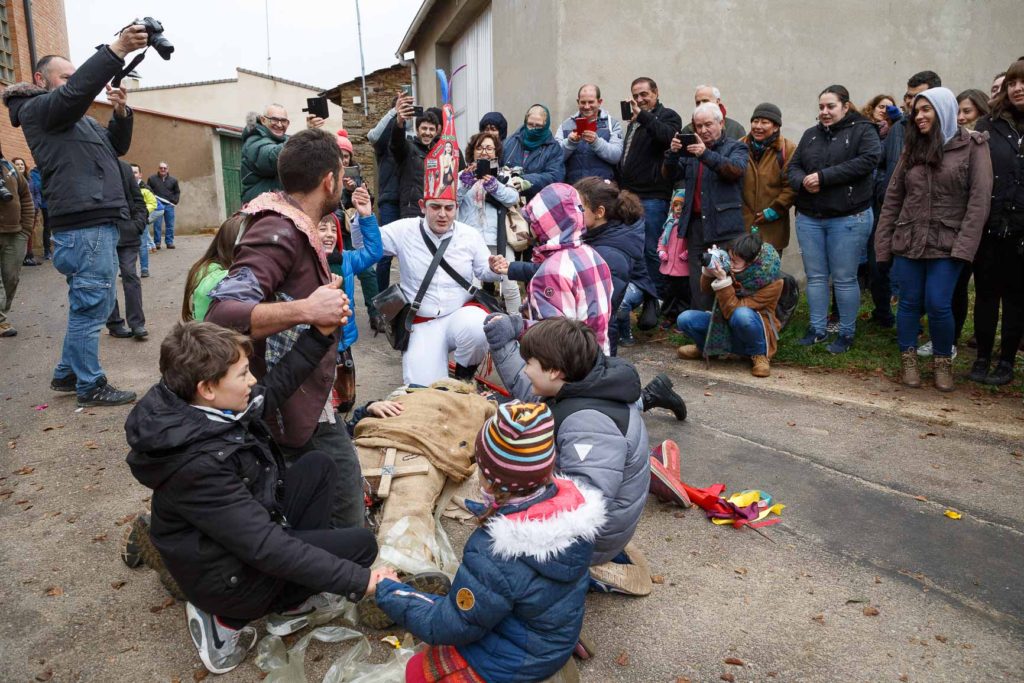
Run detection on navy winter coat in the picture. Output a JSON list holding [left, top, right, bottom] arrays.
[[664, 134, 749, 246], [501, 134, 565, 201], [376, 478, 606, 683]]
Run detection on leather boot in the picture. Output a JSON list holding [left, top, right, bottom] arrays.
[[452, 363, 479, 382], [751, 355, 770, 378], [640, 373, 686, 421], [933, 356, 954, 392], [900, 349, 921, 388]]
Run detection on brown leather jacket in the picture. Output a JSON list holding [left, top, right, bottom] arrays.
[[875, 127, 993, 263], [740, 134, 798, 252], [700, 273, 784, 358]]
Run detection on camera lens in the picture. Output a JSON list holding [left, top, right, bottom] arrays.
[[150, 34, 174, 60], [700, 252, 713, 268]]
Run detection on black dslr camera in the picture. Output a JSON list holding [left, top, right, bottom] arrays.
[[134, 17, 174, 59]]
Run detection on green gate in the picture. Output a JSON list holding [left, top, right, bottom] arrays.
[[220, 134, 242, 216]]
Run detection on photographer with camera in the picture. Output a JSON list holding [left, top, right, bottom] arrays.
[[2, 21, 149, 406], [662, 102, 749, 312], [676, 231, 784, 378]]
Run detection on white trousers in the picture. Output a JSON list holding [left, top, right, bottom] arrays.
[[402, 305, 490, 386], [487, 244, 523, 315]]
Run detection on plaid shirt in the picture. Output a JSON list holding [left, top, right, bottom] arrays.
[[523, 183, 613, 353]]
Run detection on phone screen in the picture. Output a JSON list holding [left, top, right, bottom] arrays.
[[620, 100, 633, 121]]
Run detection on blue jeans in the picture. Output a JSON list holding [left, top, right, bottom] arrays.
[[641, 197, 669, 299], [376, 201, 400, 290], [139, 223, 155, 272], [616, 282, 646, 339], [796, 209, 872, 337], [50, 225, 119, 394], [676, 306, 767, 356], [153, 203, 175, 246], [893, 256, 963, 357]]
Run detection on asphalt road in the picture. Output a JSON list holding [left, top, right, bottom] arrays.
[[1, 236, 1022, 682]]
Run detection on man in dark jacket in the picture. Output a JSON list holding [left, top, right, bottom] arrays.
[[147, 161, 180, 249], [1, 24, 148, 407], [126, 321, 391, 674], [664, 102, 749, 310], [390, 104, 439, 218], [207, 129, 365, 530], [618, 77, 683, 299], [367, 94, 408, 290], [106, 160, 148, 340], [0, 146, 35, 338]]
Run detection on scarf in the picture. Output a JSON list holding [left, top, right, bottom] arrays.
[[703, 242, 781, 358], [748, 131, 779, 162], [660, 189, 686, 247], [518, 104, 553, 151]]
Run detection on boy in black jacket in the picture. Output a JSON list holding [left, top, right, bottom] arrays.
[[125, 319, 396, 674]]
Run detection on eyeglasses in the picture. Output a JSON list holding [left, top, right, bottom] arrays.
[[526, 123, 546, 130], [475, 145, 496, 152], [263, 116, 290, 126]]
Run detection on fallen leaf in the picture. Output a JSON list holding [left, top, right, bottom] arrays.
[[15, 466, 35, 475], [724, 657, 744, 666], [734, 567, 748, 576], [149, 596, 176, 613], [811, 614, 825, 625], [845, 597, 869, 604], [935, 635, 948, 643], [913, 495, 928, 502], [83, 440, 100, 450], [92, 534, 108, 543], [944, 510, 962, 520], [720, 674, 735, 682], [673, 511, 686, 519], [767, 673, 779, 679], [863, 606, 880, 616], [193, 669, 209, 681], [44, 586, 63, 597], [614, 651, 629, 666], [875, 576, 882, 584], [15, 499, 29, 505], [33, 404, 48, 411], [676, 678, 692, 683], [651, 574, 665, 584], [703, 391, 712, 397], [786, 421, 796, 427], [114, 513, 137, 526], [898, 675, 908, 682], [34, 668, 54, 682], [110, 580, 127, 590]]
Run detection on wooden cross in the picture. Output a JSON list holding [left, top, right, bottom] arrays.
[[362, 448, 430, 498]]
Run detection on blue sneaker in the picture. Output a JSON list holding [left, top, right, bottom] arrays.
[[827, 334, 855, 354], [796, 328, 828, 346]]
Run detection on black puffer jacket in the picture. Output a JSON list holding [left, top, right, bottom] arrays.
[[115, 161, 148, 248], [390, 119, 432, 218], [125, 328, 370, 616], [975, 111, 1024, 231], [788, 110, 881, 218], [2, 46, 133, 231], [618, 102, 683, 200]]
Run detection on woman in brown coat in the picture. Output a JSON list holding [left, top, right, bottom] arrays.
[[740, 103, 798, 254], [875, 87, 993, 391]]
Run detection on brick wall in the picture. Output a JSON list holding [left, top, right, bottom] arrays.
[[1, 0, 68, 165], [333, 64, 411, 202]]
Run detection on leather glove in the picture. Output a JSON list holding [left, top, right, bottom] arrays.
[[483, 311, 524, 350]]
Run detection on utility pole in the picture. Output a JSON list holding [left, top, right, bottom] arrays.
[[265, 0, 272, 75], [355, 0, 369, 116]]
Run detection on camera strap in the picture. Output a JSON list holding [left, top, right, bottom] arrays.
[[110, 47, 149, 89]]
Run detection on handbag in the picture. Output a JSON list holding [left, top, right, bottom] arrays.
[[420, 226, 507, 314], [505, 203, 531, 252], [370, 224, 452, 352]]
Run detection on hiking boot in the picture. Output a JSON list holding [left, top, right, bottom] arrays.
[[618, 333, 637, 347], [23, 255, 40, 266], [0, 322, 16, 337], [796, 328, 827, 346], [677, 344, 701, 360], [641, 373, 686, 421], [108, 325, 133, 338], [132, 326, 148, 339], [185, 602, 257, 674], [77, 379, 136, 408], [358, 571, 452, 630], [900, 349, 921, 388], [827, 334, 855, 355], [967, 358, 990, 384], [266, 592, 346, 636], [140, 269, 150, 278], [166, 244, 175, 249], [51, 373, 78, 392], [751, 355, 770, 378], [984, 360, 1015, 386], [933, 356, 955, 392]]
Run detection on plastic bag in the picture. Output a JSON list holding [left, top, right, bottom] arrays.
[[376, 514, 459, 576], [255, 626, 366, 683], [324, 634, 424, 683]]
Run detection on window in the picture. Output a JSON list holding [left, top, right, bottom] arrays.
[[0, 1, 14, 85]]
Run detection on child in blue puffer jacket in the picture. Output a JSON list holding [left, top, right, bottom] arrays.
[[373, 401, 606, 683], [316, 186, 382, 411]]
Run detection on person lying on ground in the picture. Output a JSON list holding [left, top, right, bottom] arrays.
[[371, 401, 606, 683], [125, 320, 396, 675], [676, 231, 784, 378]]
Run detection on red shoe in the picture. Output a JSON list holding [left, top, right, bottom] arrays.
[[649, 440, 691, 508]]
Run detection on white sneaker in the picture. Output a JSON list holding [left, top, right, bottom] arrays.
[[186, 602, 257, 674], [917, 341, 933, 357], [266, 592, 345, 636]]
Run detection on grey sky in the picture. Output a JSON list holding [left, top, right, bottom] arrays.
[[65, 0, 421, 91]]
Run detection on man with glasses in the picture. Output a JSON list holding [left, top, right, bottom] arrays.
[[241, 103, 325, 204], [555, 84, 623, 184], [147, 161, 180, 249]]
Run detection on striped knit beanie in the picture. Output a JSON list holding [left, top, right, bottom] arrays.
[[475, 401, 556, 494]]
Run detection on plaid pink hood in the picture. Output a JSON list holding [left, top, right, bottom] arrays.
[[524, 183, 585, 263]]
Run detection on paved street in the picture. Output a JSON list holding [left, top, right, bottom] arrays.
[[1, 236, 1022, 682]]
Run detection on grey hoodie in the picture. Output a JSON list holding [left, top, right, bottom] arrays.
[[916, 87, 959, 144]]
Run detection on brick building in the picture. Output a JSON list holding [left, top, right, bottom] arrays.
[[0, 0, 68, 165], [322, 63, 411, 201]]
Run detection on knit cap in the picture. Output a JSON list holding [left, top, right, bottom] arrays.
[[475, 401, 556, 494], [336, 129, 353, 155], [751, 102, 783, 126]]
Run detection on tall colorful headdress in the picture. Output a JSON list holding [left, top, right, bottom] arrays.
[[423, 69, 460, 201]]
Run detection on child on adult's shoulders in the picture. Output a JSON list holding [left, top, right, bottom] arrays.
[[676, 231, 784, 377]]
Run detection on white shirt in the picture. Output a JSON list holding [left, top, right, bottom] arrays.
[[380, 218, 500, 318]]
